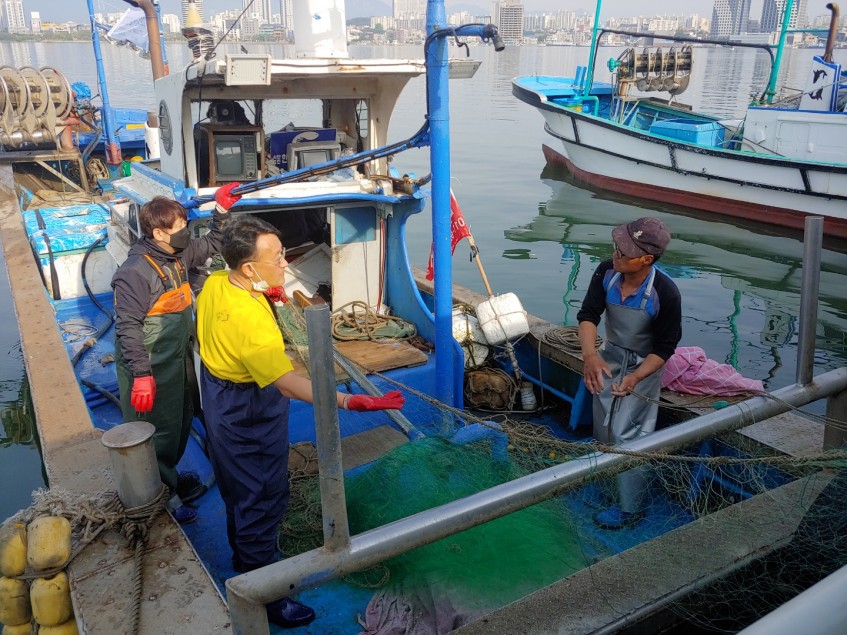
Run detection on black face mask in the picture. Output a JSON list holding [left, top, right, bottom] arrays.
[[167, 227, 191, 252]]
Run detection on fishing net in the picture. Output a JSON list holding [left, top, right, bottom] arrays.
[[273, 293, 847, 632], [278, 372, 847, 633]]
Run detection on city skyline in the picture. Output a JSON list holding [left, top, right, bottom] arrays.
[[17, 0, 773, 25]]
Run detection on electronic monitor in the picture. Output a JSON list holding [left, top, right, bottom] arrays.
[[287, 140, 341, 171], [195, 123, 265, 186]]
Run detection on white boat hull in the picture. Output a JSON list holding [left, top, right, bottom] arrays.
[[523, 99, 847, 238]]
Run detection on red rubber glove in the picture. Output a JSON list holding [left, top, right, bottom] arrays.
[[215, 181, 242, 211], [347, 390, 405, 412], [131, 376, 156, 413]]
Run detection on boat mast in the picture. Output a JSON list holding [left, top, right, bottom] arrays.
[[765, 0, 795, 103], [426, 0, 456, 408], [582, 0, 603, 98], [86, 0, 121, 170]]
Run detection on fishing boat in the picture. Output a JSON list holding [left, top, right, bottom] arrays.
[[512, 1, 847, 238], [1, 1, 846, 634]]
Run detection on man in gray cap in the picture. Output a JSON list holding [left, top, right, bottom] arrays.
[[577, 217, 682, 529]]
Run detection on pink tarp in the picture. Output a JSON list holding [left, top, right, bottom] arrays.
[[662, 346, 764, 396]]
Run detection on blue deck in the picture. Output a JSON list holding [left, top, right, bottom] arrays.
[[55, 291, 794, 633]]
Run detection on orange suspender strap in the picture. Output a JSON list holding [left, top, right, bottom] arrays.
[[147, 282, 192, 316], [142, 254, 191, 316]]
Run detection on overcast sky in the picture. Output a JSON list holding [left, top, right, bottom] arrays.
[[27, 1, 733, 24]]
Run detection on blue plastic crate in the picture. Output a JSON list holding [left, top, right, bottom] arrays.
[[649, 119, 725, 147]]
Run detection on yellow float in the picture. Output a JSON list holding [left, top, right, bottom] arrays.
[[26, 517, 71, 572], [0, 577, 31, 626], [0, 525, 26, 578], [31, 573, 72, 627], [37, 620, 79, 635], [2, 623, 32, 635]]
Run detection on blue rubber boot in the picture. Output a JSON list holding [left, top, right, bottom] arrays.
[[593, 505, 644, 530], [171, 504, 198, 525]]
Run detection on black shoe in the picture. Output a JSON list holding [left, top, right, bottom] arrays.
[[266, 598, 316, 628], [232, 555, 247, 574], [593, 505, 644, 530], [176, 471, 205, 502]]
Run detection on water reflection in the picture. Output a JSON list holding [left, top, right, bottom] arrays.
[[505, 166, 847, 390]]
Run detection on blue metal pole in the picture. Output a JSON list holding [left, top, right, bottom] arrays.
[[582, 0, 603, 98], [86, 0, 121, 169], [426, 0, 455, 407], [766, 0, 795, 103]]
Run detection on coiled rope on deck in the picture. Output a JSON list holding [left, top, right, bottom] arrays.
[[330, 301, 417, 341], [5, 485, 169, 635], [541, 325, 603, 355]]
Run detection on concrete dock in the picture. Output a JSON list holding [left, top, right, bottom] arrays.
[[0, 166, 230, 634]]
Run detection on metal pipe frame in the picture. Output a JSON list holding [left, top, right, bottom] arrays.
[[304, 305, 350, 552], [797, 216, 823, 385], [737, 561, 847, 635], [226, 367, 847, 634]]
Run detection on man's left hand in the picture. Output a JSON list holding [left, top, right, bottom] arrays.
[[611, 373, 641, 397], [347, 391, 405, 411], [215, 182, 242, 211]]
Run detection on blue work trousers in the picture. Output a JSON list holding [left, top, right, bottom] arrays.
[[200, 364, 290, 570]]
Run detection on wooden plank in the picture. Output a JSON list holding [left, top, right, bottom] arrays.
[[289, 339, 428, 380], [341, 425, 408, 470]]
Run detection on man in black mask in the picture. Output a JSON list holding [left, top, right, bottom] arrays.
[[112, 184, 239, 523]]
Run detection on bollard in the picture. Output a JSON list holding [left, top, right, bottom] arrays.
[[101, 421, 160, 508]]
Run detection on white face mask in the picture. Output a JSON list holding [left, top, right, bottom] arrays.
[[248, 264, 270, 292]]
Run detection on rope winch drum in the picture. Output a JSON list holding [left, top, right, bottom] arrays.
[[613, 44, 693, 96], [0, 65, 73, 149]]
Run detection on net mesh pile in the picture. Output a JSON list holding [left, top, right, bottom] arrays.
[[278, 372, 847, 632]]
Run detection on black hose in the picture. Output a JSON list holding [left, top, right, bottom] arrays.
[[81, 379, 122, 408], [34, 209, 61, 300], [72, 234, 121, 407], [79, 112, 102, 162]]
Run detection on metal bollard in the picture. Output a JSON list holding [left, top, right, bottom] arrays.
[[101, 421, 161, 508]]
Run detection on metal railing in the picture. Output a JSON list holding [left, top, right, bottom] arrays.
[[227, 217, 847, 634]]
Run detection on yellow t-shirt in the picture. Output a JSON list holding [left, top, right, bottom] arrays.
[[197, 270, 294, 387]]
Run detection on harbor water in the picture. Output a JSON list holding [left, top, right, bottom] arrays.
[[1, 41, 845, 520]]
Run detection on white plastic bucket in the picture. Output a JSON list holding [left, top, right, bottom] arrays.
[[452, 309, 490, 369], [293, 0, 349, 59], [475, 293, 530, 346]]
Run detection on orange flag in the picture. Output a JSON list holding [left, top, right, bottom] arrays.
[[425, 190, 472, 281]]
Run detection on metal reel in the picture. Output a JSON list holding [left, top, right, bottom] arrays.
[[19, 66, 50, 118], [40, 66, 73, 119], [0, 66, 31, 117]]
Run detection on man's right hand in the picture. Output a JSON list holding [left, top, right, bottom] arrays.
[[131, 375, 156, 413], [582, 354, 612, 395], [215, 182, 242, 211]]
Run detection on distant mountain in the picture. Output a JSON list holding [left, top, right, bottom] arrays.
[[346, 0, 391, 19], [345, 1, 488, 19]]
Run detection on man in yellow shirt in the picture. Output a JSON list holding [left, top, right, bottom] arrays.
[[196, 214, 403, 628]]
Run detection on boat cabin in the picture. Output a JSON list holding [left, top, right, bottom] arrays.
[[109, 53, 427, 313]]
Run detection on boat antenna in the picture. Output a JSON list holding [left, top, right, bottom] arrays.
[[206, 0, 257, 60]]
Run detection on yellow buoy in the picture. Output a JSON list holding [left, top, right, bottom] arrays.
[[0, 525, 26, 578], [30, 573, 71, 627], [2, 622, 32, 635], [37, 619, 78, 635], [0, 577, 31, 627], [26, 517, 71, 572]]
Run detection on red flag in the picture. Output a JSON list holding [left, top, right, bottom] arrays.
[[426, 191, 472, 281]]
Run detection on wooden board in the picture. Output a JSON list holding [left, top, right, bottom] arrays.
[[289, 338, 428, 381], [341, 425, 408, 470]]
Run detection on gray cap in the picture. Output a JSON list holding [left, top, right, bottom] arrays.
[[612, 217, 671, 258]]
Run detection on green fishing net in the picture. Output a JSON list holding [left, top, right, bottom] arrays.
[[283, 434, 588, 623]]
